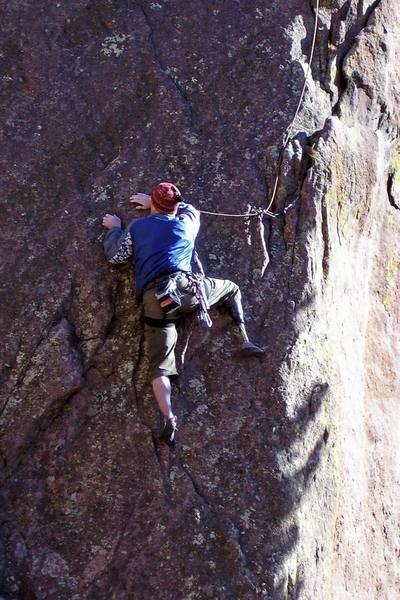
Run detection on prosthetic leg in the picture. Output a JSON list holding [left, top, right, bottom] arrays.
[[224, 289, 265, 356]]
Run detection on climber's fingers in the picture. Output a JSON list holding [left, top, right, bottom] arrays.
[[130, 193, 151, 209], [102, 214, 122, 229]]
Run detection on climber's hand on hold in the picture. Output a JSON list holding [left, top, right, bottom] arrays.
[[130, 193, 151, 210], [102, 214, 122, 229]]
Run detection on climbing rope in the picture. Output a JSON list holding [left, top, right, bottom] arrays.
[[199, 196, 299, 219], [199, 208, 274, 218], [199, 0, 320, 220]]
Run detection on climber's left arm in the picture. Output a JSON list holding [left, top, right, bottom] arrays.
[[102, 214, 133, 265]]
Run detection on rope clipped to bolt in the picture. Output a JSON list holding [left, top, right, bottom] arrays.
[[199, 196, 300, 219], [199, 0, 320, 220]]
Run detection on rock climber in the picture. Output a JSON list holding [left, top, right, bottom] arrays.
[[102, 182, 264, 445]]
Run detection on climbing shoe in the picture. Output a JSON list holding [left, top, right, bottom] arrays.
[[241, 340, 265, 357], [159, 416, 177, 445]]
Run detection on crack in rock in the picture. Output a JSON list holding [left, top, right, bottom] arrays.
[[139, 3, 196, 130], [179, 460, 262, 592], [387, 172, 400, 210]]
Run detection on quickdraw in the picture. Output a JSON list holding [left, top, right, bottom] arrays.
[[189, 274, 213, 328]]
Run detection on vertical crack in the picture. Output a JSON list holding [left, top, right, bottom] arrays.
[[387, 173, 400, 210], [131, 329, 145, 419], [321, 196, 330, 280], [179, 459, 261, 591], [139, 3, 196, 130], [150, 436, 175, 505]]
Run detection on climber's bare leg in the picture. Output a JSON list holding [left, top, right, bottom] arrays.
[[152, 376, 174, 419]]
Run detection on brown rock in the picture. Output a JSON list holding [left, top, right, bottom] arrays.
[[1, 1, 399, 598]]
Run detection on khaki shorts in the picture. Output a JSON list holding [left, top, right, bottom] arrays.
[[143, 274, 238, 380]]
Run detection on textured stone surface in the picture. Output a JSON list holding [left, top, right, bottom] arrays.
[[0, 1, 399, 598]]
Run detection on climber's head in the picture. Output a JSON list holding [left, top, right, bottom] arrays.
[[150, 182, 182, 215]]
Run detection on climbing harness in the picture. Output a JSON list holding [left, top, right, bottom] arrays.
[[199, 0, 320, 220], [155, 277, 183, 314], [154, 271, 213, 327]]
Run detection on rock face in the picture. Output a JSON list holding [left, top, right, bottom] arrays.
[[1, 1, 399, 598]]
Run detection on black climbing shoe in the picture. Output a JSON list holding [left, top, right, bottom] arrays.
[[159, 416, 177, 445], [241, 340, 265, 357]]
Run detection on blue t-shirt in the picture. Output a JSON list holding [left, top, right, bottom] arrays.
[[130, 203, 200, 294]]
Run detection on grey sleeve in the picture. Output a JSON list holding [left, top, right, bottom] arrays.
[[103, 227, 133, 264]]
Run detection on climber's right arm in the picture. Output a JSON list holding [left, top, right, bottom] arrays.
[[177, 202, 201, 239]]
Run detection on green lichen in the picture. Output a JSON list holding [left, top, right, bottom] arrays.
[[387, 211, 394, 226], [320, 0, 335, 7], [386, 254, 399, 280], [101, 33, 127, 57], [390, 141, 400, 185], [326, 148, 372, 240], [307, 145, 319, 161], [382, 294, 391, 309], [316, 339, 335, 377], [382, 253, 400, 311]]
